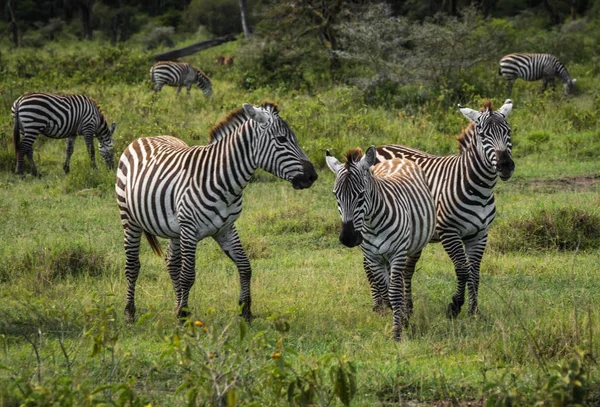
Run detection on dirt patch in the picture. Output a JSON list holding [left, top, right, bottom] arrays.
[[518, 175, 600, 193]]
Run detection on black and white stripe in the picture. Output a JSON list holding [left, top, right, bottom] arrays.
[[376, 100, 514, 319], [326, 146, 436, 341], [12, 92, 116, 176], [150, 61, 213, 97], [115, 103, 317, 322], [499, 53, 576, 96]]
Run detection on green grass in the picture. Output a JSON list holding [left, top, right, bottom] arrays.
[[0, 40, 599, 406]]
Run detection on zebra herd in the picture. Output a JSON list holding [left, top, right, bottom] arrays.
[[9, 53, 572, 341]]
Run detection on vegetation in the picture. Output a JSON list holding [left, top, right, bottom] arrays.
[[1, 0, 600, 405]]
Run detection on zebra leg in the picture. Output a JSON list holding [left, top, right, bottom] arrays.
[[17, 133, 38, 176], [123, 225, 143, 322], [166, 238, 182, 310], [541, 79, 548, 93], [177, 229, 199, 321], [363, 256, 390, 314], [63, 136, 76, 174], [213, 225, 254, 321], [440, 233, 470, 318], [506, 80, 514, 96], [186, 85, 192, 95], [465, 235, 487, 316], [83, 134, 97, 169], [389, 256, 407, 341], [404, 251, 422, 318], [176, 85, 182, 95]]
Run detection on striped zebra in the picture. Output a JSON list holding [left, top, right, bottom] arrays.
[[499, 53, 576, 96], [116, 103, 317, 322], [12, 92, 116, 176], [376, 99, 514, 319], [326, 146, 436, 341], [150, 61, 213, 97]]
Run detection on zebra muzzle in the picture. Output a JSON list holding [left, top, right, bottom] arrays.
[[339, 222, 363, 248], [291, 160, 318, 189], [496, 150, 515, 181]]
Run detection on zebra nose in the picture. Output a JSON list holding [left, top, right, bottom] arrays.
[[496, 150, 514, 180], [339, 222, 363, 248], [291, 160, 318, 189]]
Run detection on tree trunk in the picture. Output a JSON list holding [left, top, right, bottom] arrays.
[[79, 0, 94, 40], [239, 0, 251, 38], [7, 0, 21, 47]]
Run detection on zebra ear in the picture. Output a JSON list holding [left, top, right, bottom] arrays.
[[497, 99, 513, 118], [325, 150, 343, 174], [458, 104, 481, 123], [243, 104, 270, 124], [110, 122, 117, 135], [360, 146, 377, 171]]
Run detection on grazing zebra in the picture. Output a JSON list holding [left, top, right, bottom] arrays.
[[326, 146, 436, 341], [150, 61, 212, 97], [12, 92, 116, 176], [499, 53, 576, 96], [116, 103, 317, 322], [376, 99, 514, 319]]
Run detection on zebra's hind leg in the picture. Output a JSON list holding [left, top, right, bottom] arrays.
[[123, 225, 143, 322], [16, 132, 39, 176], [63, 136, 76, 174], [213, 225, 254, 322], [389, 256, 408, 341], [465, 235, 487, 317], [363, 255, 390, 314], [441, 233, 470, 319], [166, 238, 182, 312], [404, 251, 423, 319], [506, 80, 514, 97]]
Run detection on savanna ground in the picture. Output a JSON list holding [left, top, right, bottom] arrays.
[[0, 37, 599, 406]]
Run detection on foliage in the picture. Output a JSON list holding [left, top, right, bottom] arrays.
[[140, 25, 176, 50], [182, 0, 243, 36]]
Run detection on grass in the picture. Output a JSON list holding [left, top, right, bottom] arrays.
[[0, 39, 599, 406]]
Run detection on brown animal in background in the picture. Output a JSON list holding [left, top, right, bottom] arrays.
[[224, 56, 234, 66], [215, 56, 225, 65]]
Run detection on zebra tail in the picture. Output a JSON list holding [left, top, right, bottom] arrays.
[[144, 231, 164, 257], [13, 106, 20, 155]]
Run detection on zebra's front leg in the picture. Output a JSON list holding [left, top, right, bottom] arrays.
[[404, 251, 423, 318], [389, 256, 408, 341], [363, 255, 389, 315], [177, 229, 199, 322], [465, 235, 487, 316], [213, 225, 254, 321], [166, 238, 182, 311], [63, 136, 76, 174], [83, 134, 97, 169], [441, 232, 470, 319], [176, 85, 182, 95], [505, 80, 514, 96], [123, 225, 143, 322]]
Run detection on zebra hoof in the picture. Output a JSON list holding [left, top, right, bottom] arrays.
[[124, 305, 136, 323], [446, 303, 461, 319], [392, 326, 402, 342]]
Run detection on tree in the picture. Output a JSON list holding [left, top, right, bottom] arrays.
[[239, 0, 251, 38], [7, 0, 22, 47]]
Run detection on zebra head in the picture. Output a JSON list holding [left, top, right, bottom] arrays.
[[459, 99, 514, 181], [243, 103, 317, 189], [326, 146, 377, 248], [98, 121, 116, 170], [564, 78, 576, 96]]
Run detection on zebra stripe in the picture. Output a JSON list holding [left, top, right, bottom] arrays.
[[11, 92, 116, 176], [376, 100, 514, 319], [326, 146, 436, 341], [116, 103, 317, 322], [150, 61, 213, 97], [499, 53, 576, 96]]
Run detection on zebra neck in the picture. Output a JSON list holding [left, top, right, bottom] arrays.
[[461, 149, 498, 190], [558, 67, 572, 84]]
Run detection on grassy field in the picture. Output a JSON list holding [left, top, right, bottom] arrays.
[[0, 40, 599, 406]]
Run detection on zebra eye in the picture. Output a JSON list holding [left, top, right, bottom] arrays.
[[276, 136, 286, 143]]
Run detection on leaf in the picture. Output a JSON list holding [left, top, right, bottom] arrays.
[[239, 319, 248, 342], [227, 389, 238, 407]]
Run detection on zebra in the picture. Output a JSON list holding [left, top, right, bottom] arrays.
[[12, 92, 116, 176], [150, 61, 213, 97], [326, 146, 436, 341], [499, 53, 576, 96], [376, 99, 514, 319], [116, 102, 317, 323]]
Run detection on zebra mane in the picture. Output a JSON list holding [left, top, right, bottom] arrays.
[[344, 147, 364, 168], [208, 102, 280, 144], [193, 66, 212, 84], [88, 96, 107, 120], [456, 99, 493, 153]]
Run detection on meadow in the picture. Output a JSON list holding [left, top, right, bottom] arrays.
[[0, 39, 599, 406]]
